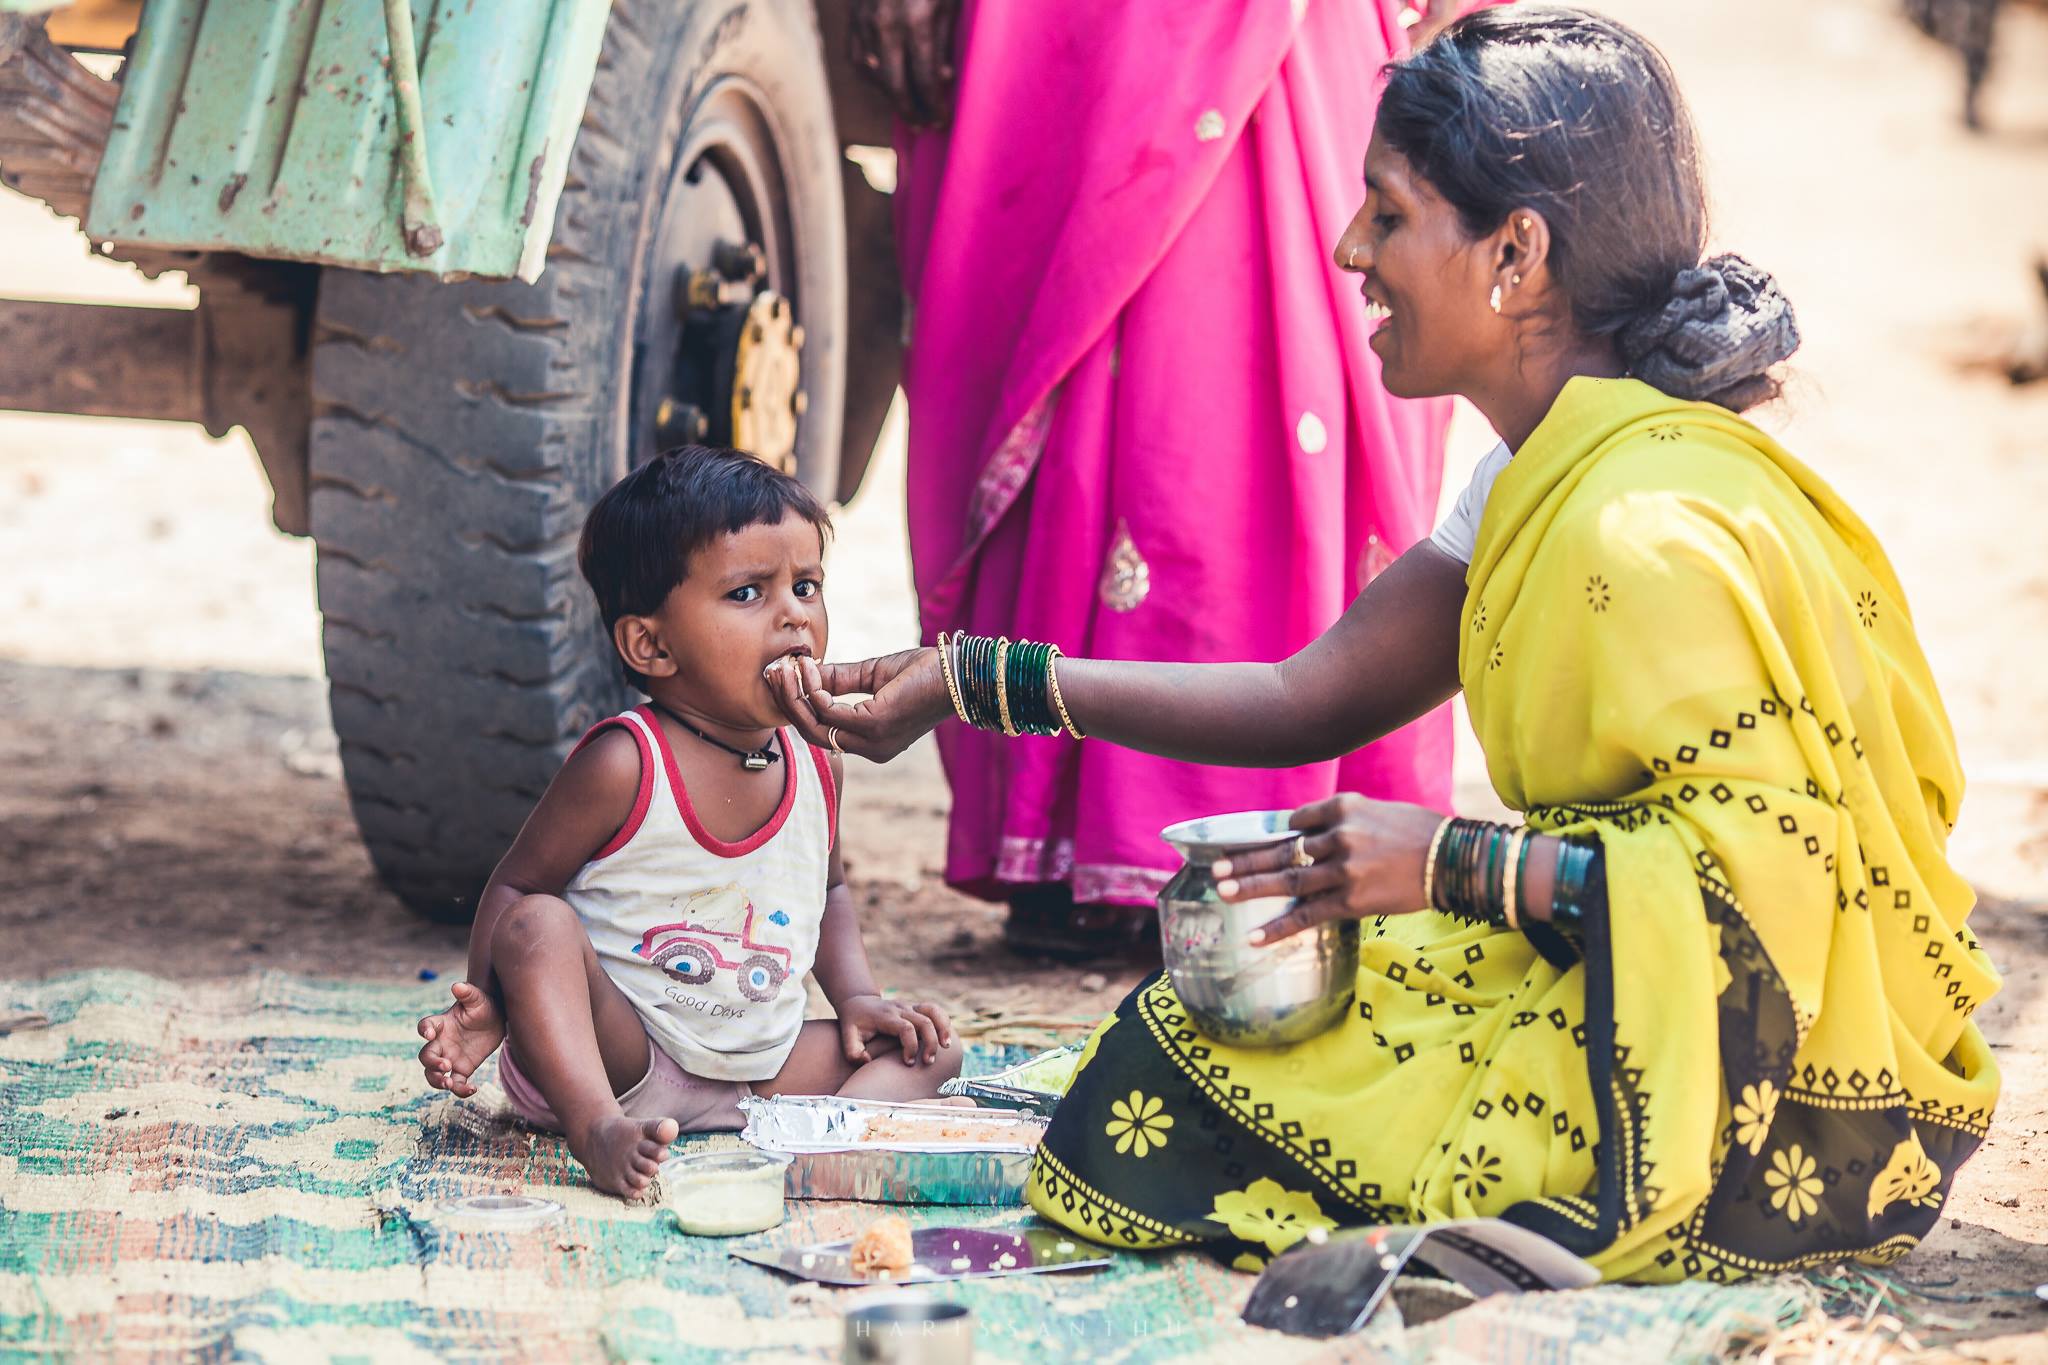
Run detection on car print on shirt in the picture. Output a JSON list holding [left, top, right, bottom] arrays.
[[631, 883, 792, 1003]]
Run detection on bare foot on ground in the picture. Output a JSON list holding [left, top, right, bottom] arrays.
[[567, 1114, 679, 1199], [416, 981, 506, 1097]]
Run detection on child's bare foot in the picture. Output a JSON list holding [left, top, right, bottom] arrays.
[[416, 981, 506, 1098], [566, 1114, 679, 1199]]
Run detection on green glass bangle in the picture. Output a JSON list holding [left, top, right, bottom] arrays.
[[1490, 826, 1507, 925], [965, 635, 998, 730], [1007, 640, 1046, 734], [1028, 642, 1057, 733], [1550, 837, 1599, 932], [1437, 822, 1464, 915], [1030, 643, 1059, 734], [957, 635, 981, 727], [1450, 822, 1473, 914], [1001, 639, 1064, 737], [1435, 818, 1521, 929], [974, 636, 1000, 729], [954, 633, 1070, 737], [1513, 830, 1534, 929]]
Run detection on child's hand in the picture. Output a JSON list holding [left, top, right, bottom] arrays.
[[416, 980, 507, 1098], [837, 993, 954, 1067]]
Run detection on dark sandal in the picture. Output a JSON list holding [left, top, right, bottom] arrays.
[[1004, 888, 1159, 962]]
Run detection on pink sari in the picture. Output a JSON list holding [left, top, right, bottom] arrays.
[[896, 0, 1454, 907]]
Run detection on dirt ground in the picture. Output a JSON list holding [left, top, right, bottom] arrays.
[[2, 0, 2046, 1353]]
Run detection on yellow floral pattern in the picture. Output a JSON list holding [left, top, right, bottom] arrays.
[[1763, 1143, 1822, 1223], [1731, 1080, 1779, 1155], [1867, 1137, 1942, 1220], [1104, 1090, 1173, 1158], [1452, 1145, 1504, 1203], [1210, 1178, 1335, 1254]]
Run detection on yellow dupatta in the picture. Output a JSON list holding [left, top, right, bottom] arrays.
[[1462, 377, 2000, 1279]]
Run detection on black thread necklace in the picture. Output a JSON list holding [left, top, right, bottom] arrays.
[[648, 700, 780, 771]]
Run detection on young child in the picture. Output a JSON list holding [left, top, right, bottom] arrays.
[[416, 445, 963, 1198]]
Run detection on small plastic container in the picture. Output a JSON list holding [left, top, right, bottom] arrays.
[[431, 1194, 565, 1234], [660, 1150, 792, 1236]]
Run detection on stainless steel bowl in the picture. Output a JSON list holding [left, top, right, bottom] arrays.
[[1157, 811, 1358, 1048]]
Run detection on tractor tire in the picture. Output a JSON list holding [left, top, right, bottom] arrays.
[[308, 0, 846, 919]]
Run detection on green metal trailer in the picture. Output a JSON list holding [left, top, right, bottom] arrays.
[[0, 0, 903, 917]]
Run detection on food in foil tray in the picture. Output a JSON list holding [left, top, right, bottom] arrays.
[[853, 1113, 1047, 1147], [739, 1096, 1048, 1152], [740, 1096, 1050, 1205]]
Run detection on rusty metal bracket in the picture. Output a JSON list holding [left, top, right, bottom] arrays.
[[380, 0, 442, 257], [0, 254, 316, 535], [0, 297, 205, 423]]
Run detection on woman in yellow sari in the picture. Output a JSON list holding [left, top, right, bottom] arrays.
[[771, 5, 1999, 1281]]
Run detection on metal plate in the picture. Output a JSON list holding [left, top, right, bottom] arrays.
[[1242, 1219, 1599, 1338], [87, 0, 612, 279], [733, 1225, 1111, 1287]]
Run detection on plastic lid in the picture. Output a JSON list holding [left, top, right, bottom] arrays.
[[661, 1149, 792, 1180], [431, 1194, 565, 1231]]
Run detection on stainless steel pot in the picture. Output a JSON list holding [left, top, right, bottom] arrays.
[[1158, 811, 1358, 1048], [843, 1299, 973, 1364]]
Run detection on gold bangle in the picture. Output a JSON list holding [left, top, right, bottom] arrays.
[[1422, 816, 1453, 911], [1502, 826, 1529, 930], [935, 632, 969, 725], [1046, 647, 1086, 739], [994, 636, 1019, 737]]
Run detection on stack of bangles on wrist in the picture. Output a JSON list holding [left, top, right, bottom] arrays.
[[934, 633, 1085, 740], [1421, 818, 1600, 933]]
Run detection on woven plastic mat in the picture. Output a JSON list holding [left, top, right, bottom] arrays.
[[0, 971, 1811, 1361]]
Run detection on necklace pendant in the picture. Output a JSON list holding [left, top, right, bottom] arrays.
[[744, 751, 771, 772]]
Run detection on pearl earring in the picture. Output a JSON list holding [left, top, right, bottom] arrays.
[[1489, 285, 1502, 313]]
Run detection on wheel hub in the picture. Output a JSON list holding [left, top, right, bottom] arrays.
[[730, 291, 806, 469], [635, 80, 809, 474]]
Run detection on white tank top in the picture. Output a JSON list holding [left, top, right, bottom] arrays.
[[563, 706, 837, 1082]]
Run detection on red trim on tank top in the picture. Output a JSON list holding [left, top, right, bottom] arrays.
[[808, 743, 838, 847], [572, 714, 654, 860], [635, 704, 798, 858]]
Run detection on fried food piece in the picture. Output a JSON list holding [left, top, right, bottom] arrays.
[[850, 1214, 915, 1275], [857, 1115, 1041, 1146]]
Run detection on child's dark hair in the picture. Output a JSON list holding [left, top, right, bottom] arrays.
[[1380, 6, 1798, 410], [579, 445, 831, 688]]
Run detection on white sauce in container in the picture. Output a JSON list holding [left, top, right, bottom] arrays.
[[659, 1150, 791, 1236]]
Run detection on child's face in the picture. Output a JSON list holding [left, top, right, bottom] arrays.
[[633, 511, 828, 728]]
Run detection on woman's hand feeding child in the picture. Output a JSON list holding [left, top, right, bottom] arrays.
[[415, 445, 962, 1198]]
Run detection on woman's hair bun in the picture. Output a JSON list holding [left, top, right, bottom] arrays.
[[1616, 253, 1800, 411]]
